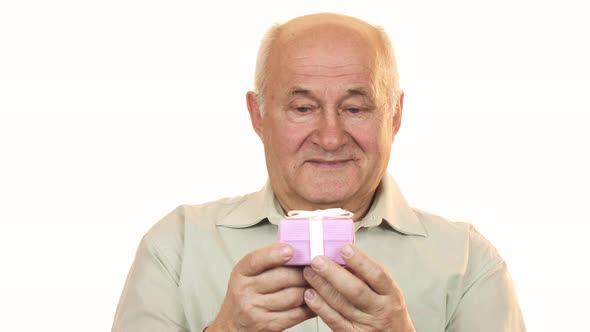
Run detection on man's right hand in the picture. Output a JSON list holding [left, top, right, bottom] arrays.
[[207, 243, 316, 332]]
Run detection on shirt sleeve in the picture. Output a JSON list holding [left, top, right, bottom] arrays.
[[446, 228, 526, 331], [112, 233, 189, 332]]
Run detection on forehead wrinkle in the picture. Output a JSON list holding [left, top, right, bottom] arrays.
[[287, 54, 375, 74], [285, 85, 376, 104], [291, 62, 368, 69], [288, 65, 373, 80], [291, 61, 367, 68], [290, 62, 370, 69], [293, 73, 363, 78]]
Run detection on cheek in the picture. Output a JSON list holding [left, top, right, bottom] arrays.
[[264, 117, 310, 156], [349, 125, 392, 157], [354, 133, 379, 154]]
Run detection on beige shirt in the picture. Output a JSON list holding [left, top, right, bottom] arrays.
[[112, 174, 525, 331]]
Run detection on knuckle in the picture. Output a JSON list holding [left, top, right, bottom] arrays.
[[245, 254, 260, 272], [321, 313, 342, 328], [282, 266, 296, 278], [228, 279, 255, 305], [286, 288, 305, 307], [242, 301, 257, 314], [331, 292, 349, 309], [234, 285, 249, 301], [312, 274, 329, 289], [229, 268, 245, 287], [280, 267, 301, 284], [266, 320, 283, 332], [349, 284, 366, 299], [254, 315, 282, 332], [272, 266, 288, 281], [372, 266, 388, 280], [244, 256, 266, 277]]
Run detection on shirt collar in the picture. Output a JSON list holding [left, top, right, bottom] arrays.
[[357, 174, 427, 236], [216, 180, 284, 228], [217, 173, 427, 237]]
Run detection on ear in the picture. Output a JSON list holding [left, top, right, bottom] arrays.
[[246, 91, 263, 139], [392, 91, 404, 138]]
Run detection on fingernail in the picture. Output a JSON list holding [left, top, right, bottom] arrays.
[[304, 267, 316, 279], [341, 244, 354, 258], [280, 245, 293, 259], [304, 289, 316, 301], [311, 256, 327, 271]]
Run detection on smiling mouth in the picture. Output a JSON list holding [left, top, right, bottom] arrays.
[[306, 159, 353, 168]]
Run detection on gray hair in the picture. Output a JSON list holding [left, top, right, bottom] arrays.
[[253, 20, 401, 116], [253, 23, 281, 116]]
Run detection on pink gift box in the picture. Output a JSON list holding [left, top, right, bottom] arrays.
[[277, 209, 355, 265]]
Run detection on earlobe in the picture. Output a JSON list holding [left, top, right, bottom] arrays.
[[246, 91, 263, 139], [392, 91, 404, 137]]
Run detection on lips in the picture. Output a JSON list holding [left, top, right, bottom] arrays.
[[306, 159, 353, 168]]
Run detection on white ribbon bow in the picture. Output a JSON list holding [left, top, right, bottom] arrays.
[[287, 208, 354, 219]]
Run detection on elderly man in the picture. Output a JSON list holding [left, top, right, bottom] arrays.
[[113, 13, 525, 332]]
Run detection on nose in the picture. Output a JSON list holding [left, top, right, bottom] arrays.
[[311, 110, 349, 151]]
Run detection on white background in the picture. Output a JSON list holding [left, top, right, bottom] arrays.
[[1, 1, 588, 331]]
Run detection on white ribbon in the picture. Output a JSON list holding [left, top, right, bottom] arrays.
[[287, 208, 353, 260], [308, 215, 324, 260]]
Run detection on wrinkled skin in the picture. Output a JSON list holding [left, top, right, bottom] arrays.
[[303, 245, 415, 332], [208, 243, 316, 332]]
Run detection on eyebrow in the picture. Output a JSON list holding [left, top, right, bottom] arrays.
[[289, 88, 312, 96], [347, 88, 371, 98]]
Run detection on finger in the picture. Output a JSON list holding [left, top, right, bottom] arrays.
[[303, 266, 359, 319], [264, 305, 317, 331], [237, 243, 294, 277], [340, 244, 397, 295], [303, 288, 350, 331], [309, 255, 376, 311], [256, 286, 307, 311], [255, 266, 307, 294]]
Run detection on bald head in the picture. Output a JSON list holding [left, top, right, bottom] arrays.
[[278, 13, 378, 41], [253, 13, 400, 114]]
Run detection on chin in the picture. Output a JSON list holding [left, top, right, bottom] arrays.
[[292, 170, 363, 206], [298, 184, 356, 207]]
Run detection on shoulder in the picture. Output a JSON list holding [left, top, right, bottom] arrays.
[[413, 208, 499, 249], [145, 192, 257, 241], [412, 208, 505, 280], [412, 208, 472, 235], [411, 210, 525, 328], [181, 192, 260, 226], [137, 193, 258, 274]]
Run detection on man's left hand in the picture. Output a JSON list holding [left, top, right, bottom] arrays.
[[302, 244, 416, 332]]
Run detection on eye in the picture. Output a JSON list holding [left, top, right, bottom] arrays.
[[344, 107, 367, 116], [295, 106, 311, 113], [289, 103, 318, 115], [286, 104, 318, 122], [341, 105, 373, 119]]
